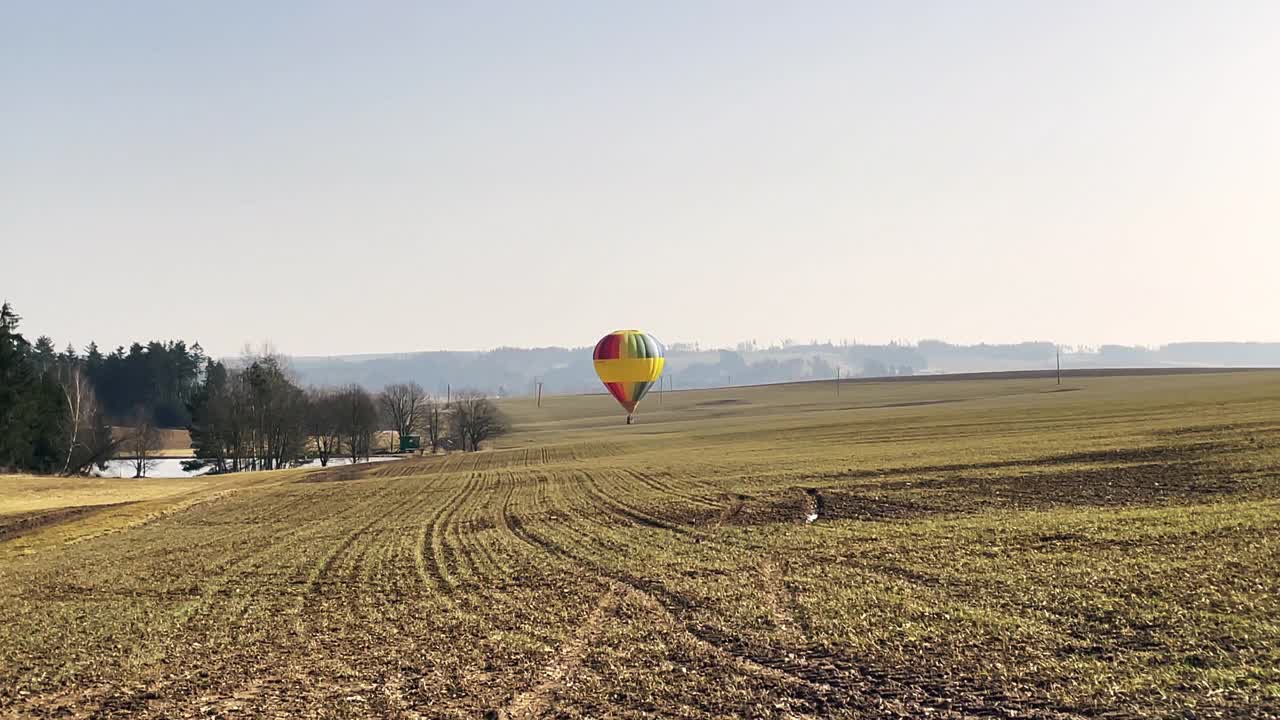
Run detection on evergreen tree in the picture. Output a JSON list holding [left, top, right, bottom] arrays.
[[0, 304, 67, 472], [0, 303, 34, 468], [188, 360, 234, 472], [84, 341, 103, 378], [83, 339, 206, 426], [32, 335, 56, 375], [60, 343, 78, 367]]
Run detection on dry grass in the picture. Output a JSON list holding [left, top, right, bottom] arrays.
[[2, 369, 1278, 718], [109, 427, 193, 457]]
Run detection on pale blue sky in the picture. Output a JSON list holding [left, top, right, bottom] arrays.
[[3, 2, 1277, 355]]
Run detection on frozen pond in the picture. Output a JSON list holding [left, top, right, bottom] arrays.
[[91, 455, 404, 479]]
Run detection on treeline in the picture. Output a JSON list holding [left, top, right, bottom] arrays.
[[1, 303, 116, 474], [0, 301, 509, 477], [80, 341, 204, 426], [20, 314, 205, 429], [186, 356, 509, 475], [1, 302, 212, 475]]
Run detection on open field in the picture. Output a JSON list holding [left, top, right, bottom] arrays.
[[2, 370, 1279, 718], [109, 427, 194, 458]]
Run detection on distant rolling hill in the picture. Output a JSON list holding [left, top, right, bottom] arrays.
[[281, 341, 1280, 395]]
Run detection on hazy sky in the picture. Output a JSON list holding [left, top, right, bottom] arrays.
[[4, 2, 1278, 356]]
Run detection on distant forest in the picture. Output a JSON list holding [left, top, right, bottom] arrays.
[[288, 340, 1280, 398], [6, 295, 1278, 471], [25, 326, 205, 426], [0, 302, 206, 474], [0, 302, 507, 476]]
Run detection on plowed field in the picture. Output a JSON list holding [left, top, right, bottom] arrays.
[[3, 371, 1278, 718]]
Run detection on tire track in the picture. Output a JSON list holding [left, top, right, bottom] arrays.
[[450, 473, 505, 586], [437, 472, 485, 589], [415, 473, 476, 594], [490, 482, 841, 712], [500, 587, 620, 720], [493, 469, 1092, 720], [620, 468, 721, 510], [27, 485, 399, 719], [576, 470, 687, 533]]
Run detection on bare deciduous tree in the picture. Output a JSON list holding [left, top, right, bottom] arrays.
[[189, 352, 309, 473], [305, 387, 343, 467], [57, 365, 120, 475], [449, 391, 509, 452], [378, 382, 425, 452], [58, 365, 96, 474], [244, 353, 308, 471], [126, 408, 162, 478], [336, 385, 377, 463], [422, 397, 445, 454]]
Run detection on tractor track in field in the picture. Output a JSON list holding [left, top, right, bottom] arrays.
[[168, 489, 433, 716], [6, 486, 417, 720], [188, 479, 467, 718], [453, 474, 508, 586], [438, 472, 486, 588], [412, 468, 505, 596], [354, 442, 631, 481], [6, 371, 1279, 720], [587, 469, 780, 556], [302, 510, 388, 604], [302, 481, 441, 603], [0, 502, 138, 543], [573, 477, 1102, 718], [493, 487, 851, 712], [759, 558, 810, 644], [500, 587, 621, 720], [414, 471, 487, 594], [491, 468, 1101, 720], [577, 469, 691, 533], [618, 467, 722, 510], [498, 475, 571, 564]]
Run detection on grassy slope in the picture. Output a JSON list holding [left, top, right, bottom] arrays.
[[108, 427, 193, 457], [1, 370, 1278, 719]]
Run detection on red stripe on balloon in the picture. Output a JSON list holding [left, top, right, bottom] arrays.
[[595, 333, 623, 361], [605, 381, 628, 404]]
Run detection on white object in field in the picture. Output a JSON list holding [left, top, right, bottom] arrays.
[[805, 512, 819, 524]]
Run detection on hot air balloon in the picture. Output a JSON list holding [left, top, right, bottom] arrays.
[[593, 330, 665, 424]]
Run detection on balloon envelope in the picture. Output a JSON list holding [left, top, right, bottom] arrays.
[[593, 330, 664, 415]]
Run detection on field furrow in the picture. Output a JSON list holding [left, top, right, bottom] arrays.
[[4, 371, 1279, 718]]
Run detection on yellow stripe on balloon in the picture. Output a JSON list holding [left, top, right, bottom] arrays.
[[593, 358, 665, 383]]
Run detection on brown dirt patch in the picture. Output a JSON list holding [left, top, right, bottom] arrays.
[[0, 502, 137, 542]]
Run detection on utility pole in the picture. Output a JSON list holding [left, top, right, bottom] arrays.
[[836, 367, 840, 396], [446, 384, 451, 405], [536, 381, 543, 407], [1056, 346, 1061, 386]]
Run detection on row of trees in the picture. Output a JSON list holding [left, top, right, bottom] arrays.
[[27, 334, 206, 428], [187, 357, 509, 475], [373, 382, 500, 453], [0, 303, 121, 474], [2, 301, 511, 477]]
